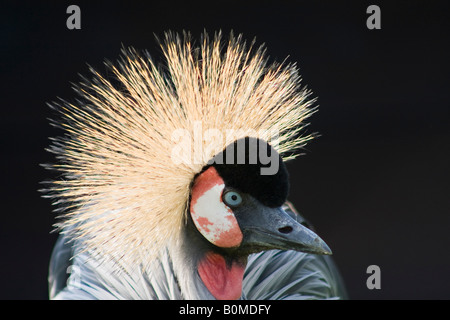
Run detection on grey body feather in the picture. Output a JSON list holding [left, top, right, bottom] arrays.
[[49, 232, 346, 300]]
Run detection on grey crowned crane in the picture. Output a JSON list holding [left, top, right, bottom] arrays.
[[44, 31, 347, 300]]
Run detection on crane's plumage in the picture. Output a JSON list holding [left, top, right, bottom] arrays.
[[44, 31, 346, 300], [49, 205, 346, 300]]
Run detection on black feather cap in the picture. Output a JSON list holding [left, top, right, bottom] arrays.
[[208, 137, 289, 208]]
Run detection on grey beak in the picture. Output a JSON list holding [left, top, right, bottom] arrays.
[[239, 206, 332, 255]]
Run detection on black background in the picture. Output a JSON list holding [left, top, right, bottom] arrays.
[[1, 1, 449, 299]]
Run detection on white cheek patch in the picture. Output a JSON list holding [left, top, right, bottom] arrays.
[[191, 183, 243, 248]]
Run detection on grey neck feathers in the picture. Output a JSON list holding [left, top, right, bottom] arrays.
[[168, 232, 215, 300]]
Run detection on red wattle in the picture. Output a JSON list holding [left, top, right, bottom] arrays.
[[197, 252, 246, 300]]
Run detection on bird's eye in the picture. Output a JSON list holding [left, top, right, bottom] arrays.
[[223, 191, 242, 207]]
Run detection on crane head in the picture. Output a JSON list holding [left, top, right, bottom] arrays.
[[44, 32, 325, 299], [188, 137, 331, 299]]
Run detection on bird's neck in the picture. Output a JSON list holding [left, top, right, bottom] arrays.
[[197, 251, 246, 300], [169, 214, 247, 300]]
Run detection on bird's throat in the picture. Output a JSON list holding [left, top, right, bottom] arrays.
[[197, 252, 246, 300]]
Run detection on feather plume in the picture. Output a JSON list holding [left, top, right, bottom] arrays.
[[43, 31, 316, 271]]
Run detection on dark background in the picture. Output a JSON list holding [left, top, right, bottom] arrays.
[[1, 1, 449, 299]]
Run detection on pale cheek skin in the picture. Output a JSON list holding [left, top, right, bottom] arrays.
[[191, 184, 243, 248]]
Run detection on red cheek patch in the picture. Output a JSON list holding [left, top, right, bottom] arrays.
[[190, 167, 243, 248], [195, 217, 213, 233], [191, 167, 224, 202]]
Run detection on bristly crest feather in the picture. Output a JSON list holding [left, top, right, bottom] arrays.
[[42, 31, 317, 272]]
